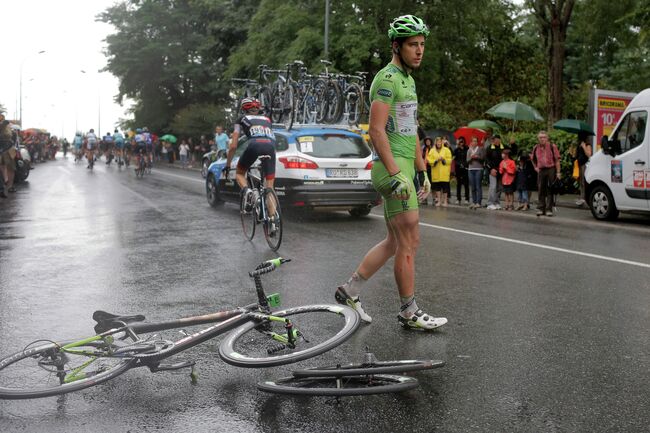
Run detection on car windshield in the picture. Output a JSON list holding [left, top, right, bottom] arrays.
[[296, 134, 371, 158]]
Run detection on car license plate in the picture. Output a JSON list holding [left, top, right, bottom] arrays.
[[326, 168, 358, 178]]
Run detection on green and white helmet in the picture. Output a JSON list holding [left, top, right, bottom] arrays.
[[388, 15, 430, 40]]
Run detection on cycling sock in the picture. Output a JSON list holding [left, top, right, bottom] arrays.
[[399, 295, 418, 318], [341, 271, 367, 298]]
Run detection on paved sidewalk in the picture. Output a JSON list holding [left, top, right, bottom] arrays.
[[426, 185, 589, 211]]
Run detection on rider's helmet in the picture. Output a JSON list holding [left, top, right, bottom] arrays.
[[89, 129, 94, 133], [388, 15, 430, 41], [240, 97, 262, 113], [136, 128, 142, 134]]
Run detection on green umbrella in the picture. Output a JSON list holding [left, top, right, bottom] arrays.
[[160, 134, 177, 144], [552, 119, 594, 135], [486, 101, 544, 122], [467, 119, 502, 131]]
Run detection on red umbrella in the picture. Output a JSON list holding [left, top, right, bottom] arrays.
[[453, 127, 488, 146]]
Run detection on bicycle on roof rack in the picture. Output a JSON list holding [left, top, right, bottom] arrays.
[[230, 61, 370, 130]]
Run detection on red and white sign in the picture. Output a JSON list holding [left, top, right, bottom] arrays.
[[591, 89, 637, 149], [633, 170, 644, 188]]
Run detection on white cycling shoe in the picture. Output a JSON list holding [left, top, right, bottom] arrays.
[[335, 287, 372, 323], [398, 309, 447, 330]]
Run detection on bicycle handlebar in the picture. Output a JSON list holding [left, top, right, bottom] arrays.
[[249, 258, 291, 278]]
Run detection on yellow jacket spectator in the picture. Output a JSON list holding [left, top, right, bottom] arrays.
[[427, 138, 453, 206], [427, 142, 452, 182]]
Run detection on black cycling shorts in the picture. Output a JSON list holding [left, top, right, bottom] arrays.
[[237, 140, 276, 180]]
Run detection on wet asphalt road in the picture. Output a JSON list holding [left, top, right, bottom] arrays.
[[1, 157, 650, 433]]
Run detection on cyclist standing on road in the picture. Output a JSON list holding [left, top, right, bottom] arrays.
[[85, 129, 98, 169], [335, 15, 447, 330], [224, 97, 277, 213]]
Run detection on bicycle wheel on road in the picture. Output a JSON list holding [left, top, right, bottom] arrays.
[[292, 359, 444, 378], [258, 374, 418, 396], [240, 191, 256, 241], [219, 304, 360, 368], [263, 189, 282, 251], [0, 339, 136, 399]]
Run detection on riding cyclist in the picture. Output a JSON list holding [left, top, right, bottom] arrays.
[[133, 128, 147, 170], [73, 132, 83, 162], [224, 97, 278, 218], [335, 15, 447, 330], [103, 132, 114, 165], [85, 129, 98, 169], [113, 129, 125, 166], [142, 127, 154, 166]]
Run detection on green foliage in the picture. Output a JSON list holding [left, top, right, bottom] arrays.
[[99, 0, 647, 139], [170, 103, 225, 138], [419, 103, 457, 130], [510, 129, 581, 176], [564, 0, 650, 95]]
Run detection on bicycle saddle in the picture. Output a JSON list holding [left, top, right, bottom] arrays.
[[92, 310, 146, 334]]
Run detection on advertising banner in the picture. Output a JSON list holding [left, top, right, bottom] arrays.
[[589, 89, 637, 149]]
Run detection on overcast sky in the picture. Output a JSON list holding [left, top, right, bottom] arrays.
[[0, 0, 130, 138]]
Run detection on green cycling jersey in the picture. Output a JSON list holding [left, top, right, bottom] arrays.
[[368, 63, 418, 160]]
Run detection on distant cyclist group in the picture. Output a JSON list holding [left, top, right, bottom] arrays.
[[72, 127, 154, 172]]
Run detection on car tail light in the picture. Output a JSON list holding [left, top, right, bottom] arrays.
[[365, 161, 374, 170], [279, 156, 319, 169]]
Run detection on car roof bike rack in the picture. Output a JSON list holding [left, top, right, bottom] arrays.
[[272, 123, 363, 133]]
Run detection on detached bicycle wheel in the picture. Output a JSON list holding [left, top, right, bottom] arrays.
[[292, 359, 445, 378], [219, 304, 360, 368], [240, 191, 256, 241], [0, 339, 136, 399], [263, 189, 283, 251], [258, 374, 418, 396]]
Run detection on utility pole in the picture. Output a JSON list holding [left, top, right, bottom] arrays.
[[324, 0, 330, 59]]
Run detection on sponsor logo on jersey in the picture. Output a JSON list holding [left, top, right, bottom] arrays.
[[377, 88, 393, 98]]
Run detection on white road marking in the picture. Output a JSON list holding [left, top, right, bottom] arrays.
[[57, 167, 72, 175], [369, 214, 650, 269], [151, 168, 204, 184]]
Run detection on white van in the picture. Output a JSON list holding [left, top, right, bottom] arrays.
[[585, 88, 649, 220]]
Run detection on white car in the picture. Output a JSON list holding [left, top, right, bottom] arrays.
[[206, 125, 381, 216]]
